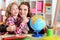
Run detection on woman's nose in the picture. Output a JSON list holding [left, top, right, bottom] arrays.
[[21, 10, 24, 14]]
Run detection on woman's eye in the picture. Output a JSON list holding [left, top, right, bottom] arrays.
[[24, 9, 27, 11], [19, 8, 21, 10]]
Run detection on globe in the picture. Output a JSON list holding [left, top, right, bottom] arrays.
[[30, 15, 46, 37]]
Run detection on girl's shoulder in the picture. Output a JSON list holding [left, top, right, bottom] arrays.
[[17, 17, 21, 20], [7, 16, 14, 21], [17, 17, 21, 19]]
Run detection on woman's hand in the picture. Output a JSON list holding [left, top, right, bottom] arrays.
[[22, 17, 29, 23], [6, 25, 17, 32]]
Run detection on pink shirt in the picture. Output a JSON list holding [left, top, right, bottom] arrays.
[[6, 16, 29, 34]]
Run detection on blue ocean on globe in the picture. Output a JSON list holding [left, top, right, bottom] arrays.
[[30, 15, 46, 32]]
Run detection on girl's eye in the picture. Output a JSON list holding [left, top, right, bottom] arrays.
[[19, 8, 21, 10], [16, 8, 18, 9], [11, 9, 14, 10]]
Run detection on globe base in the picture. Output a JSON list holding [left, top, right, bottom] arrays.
[[32, 34, 43, 38], [32, 30, 43, 38]]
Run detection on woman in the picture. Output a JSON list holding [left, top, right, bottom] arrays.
[[15, 2, 32, 34], [18, 2, 44, 34]]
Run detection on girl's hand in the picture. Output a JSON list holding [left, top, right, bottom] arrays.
[[6, 25, 17, 32]]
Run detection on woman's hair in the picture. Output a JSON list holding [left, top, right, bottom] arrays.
[[18, 2, 32, 17], [5, 2, 18, 18]]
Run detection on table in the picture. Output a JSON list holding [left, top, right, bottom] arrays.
[[0, 34, 60, 40], [0, 34, 42, 40]]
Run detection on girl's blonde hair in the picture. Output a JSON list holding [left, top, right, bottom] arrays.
[[5, 2, 18, 18]]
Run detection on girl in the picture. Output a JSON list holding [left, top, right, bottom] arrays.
[[15, 2, 32, 34], [5, 2, 19, 34], [0, 2, 19, 35]]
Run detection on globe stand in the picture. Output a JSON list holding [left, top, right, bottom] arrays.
[[32, 30, 43, 38]]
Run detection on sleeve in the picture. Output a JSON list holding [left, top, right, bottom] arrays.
[[14, 23, 24, 34], [14, 27, 22, 34], [20, 23, 29, 34], [14, 22, 29, 34], [24, 24, 29, 31], [6, 17, 15, 26]]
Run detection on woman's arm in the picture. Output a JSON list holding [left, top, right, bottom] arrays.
[[22, 17, 30, 23]]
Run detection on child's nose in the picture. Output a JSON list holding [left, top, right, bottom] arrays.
[[15, 10, 18, 13]]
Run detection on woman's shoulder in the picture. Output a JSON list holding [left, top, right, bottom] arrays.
[[26, 17, 30, 22]]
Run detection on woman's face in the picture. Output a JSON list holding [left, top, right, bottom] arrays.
[[10, 4, 19, 16], [19, 4, 28, 18]]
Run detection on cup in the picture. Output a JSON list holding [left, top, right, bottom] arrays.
[[47, 29, 54, 36]]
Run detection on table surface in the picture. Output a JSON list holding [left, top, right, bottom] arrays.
[[0, 34, 60, 40]]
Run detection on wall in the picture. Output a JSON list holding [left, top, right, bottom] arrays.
[[51, 0, 57, 26]]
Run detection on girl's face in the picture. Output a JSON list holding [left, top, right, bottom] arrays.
[[10, 4, 19, 16], [19, 4, 28, 18]]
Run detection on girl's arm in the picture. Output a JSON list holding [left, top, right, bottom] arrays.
[[20, 19, 30, 34], [6, 17, 17, 32], [14, 17, 30, 34]]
